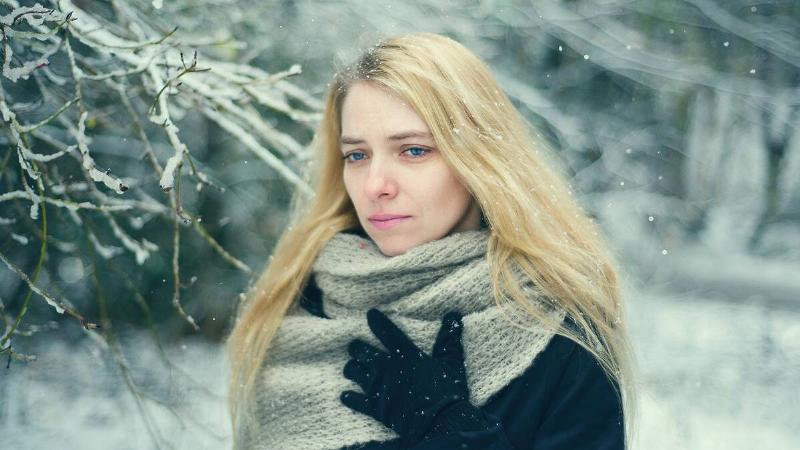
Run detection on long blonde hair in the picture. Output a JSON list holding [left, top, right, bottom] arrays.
[[226, 32, 638, 448]]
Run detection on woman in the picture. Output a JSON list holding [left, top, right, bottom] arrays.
[[226, 32, 638, 450]]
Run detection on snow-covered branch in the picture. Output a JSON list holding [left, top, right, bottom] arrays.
[[1, 0, 317, 362]]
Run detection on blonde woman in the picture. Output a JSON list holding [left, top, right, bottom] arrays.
[[226, 32, 638, 450]]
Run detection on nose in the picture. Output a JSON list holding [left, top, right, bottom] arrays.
[[363, 155, 398, 200]]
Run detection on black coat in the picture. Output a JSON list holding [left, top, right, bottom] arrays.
[[299, 251, 625, 450]]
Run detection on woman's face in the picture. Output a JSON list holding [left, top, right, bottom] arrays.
[[340, 81, 482, 256]]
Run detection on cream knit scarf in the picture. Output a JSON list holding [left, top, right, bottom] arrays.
[[244, 228, 565, 450]]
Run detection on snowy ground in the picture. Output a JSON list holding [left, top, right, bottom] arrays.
[[624, 278, 800, 450], [0, 332, 231, 450], [2, 270, 798, 449]]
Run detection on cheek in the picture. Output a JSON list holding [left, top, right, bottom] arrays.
[[426, 171, 469, 207], [343, 174, 352, 193], [342, 173, 359, 203], [343, 168, 360, 190]]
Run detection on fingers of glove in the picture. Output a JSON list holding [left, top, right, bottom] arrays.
[[340, 390, 372, 417], [367, 308, 423, 358], [343, 358, 373, 387], [348, 338, 385, 365], [432, 311, 465, 362]]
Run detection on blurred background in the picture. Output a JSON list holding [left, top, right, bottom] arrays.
[[1, 0, 798, 448]]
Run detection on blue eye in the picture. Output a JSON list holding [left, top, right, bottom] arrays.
[[342, 151, 366, 162], [403, 147, 429, 158], [342, 147, 430, 163]]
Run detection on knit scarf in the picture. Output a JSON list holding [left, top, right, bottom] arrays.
[[243, 228, 566, 450]]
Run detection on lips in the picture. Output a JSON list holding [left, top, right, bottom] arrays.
[[369, 214, 410, 221], [368, 216, 411, 230]]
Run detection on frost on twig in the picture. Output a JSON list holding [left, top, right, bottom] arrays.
[[0, 0, 319, 446], [0, 249, 98, 329], [1, 89, 42, 180], [0, 5, 73, 82], [1, 0, 317, 358], [106, 211, 159, 265], [73, 111, 129, 194]]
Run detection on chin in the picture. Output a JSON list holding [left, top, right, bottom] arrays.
[[377, 242, 409, 257], [373, 235, 417, 257]]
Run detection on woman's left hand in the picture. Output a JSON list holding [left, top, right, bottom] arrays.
[[340, 308, 474, 447]]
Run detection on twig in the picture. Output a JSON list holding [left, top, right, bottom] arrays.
[[88, 252, 169, 450], [201, 105, 314, 197], [105, 257, 223, 400], [171, 171, 199, 331], [0, 175, 48, 352], [147, 49, 210, 117], [0, 189, 135, 212], [19, 96, 78, 132], [0, 248, 98, 330], [191, 220, 252, 274]]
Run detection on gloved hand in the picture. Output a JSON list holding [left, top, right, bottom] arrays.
[[340, 308, 491, 447]]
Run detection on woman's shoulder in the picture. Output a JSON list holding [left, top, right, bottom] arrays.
[[483, 314, 625, 449], [529, 318, 626, 448], [523, 314, 618, 395], [484, 313, 619, 409], [513, 314, 586, 377]]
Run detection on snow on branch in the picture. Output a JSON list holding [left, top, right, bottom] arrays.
[[73, 111, 129, 194], [1, 0, 318, 357]]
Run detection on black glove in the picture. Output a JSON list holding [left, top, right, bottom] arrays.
[[340, 308, 488, 447]]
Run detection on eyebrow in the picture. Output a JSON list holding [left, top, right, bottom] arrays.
[[340, 130, 433, 145]]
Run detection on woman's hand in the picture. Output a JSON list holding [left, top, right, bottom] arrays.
[[340, 308, 476, 447]]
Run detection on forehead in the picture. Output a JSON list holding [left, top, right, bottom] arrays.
[[340, 82, 430, 137]]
